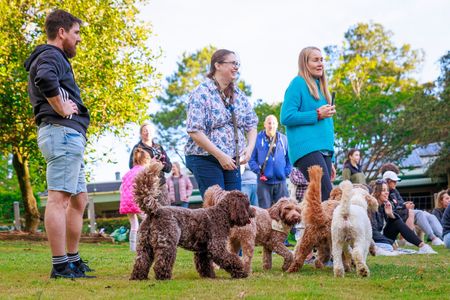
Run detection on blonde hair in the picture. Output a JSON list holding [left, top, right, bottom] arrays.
[[139, 121, 153, 135], [435, 189, 449, 209], [298, 47, 331, 103]]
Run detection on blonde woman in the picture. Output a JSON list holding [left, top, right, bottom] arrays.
[[281, 47, 336, 201], [432, 189, 450, 225]]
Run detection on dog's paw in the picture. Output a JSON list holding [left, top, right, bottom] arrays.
[[231, 270, 248, 279], [333, 267, 345, 277], [357, 266, 370, 277]]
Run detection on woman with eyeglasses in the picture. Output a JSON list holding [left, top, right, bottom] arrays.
[[280, 47, 336, 201], [370, 180, 437, 255], [185, 49, 258, 197]]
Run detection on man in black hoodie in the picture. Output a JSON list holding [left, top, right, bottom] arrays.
[[24, 9, 93, 279]]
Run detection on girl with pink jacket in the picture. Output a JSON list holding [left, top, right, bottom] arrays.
[[119, 148, 149, 251]]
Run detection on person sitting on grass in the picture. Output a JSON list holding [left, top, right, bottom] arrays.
[[383, 170, 444, 246], [370, 179, 437, 255], [342, 148, 366, 184], [432, 189, 449, 225], [442, 203, 450, 249]]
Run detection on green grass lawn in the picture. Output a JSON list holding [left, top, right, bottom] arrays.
[[0, 241, 449, 299]]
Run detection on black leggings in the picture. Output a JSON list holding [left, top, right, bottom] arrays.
[[294, 151, 332, 201], [384, 218, 422, 246]]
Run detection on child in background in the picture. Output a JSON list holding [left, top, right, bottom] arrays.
[[120, 148, 150, 251]]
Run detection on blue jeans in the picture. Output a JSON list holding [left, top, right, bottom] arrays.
[[37, 124, 87, 195], [444, 233, 450, 249], [257, 180, 289, 209], [414, 210, 443, 239], [241, 183, 258, 206], [186, 155, 241, 198]]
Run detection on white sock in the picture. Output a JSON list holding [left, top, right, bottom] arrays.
[[129, 230, 137, 252]]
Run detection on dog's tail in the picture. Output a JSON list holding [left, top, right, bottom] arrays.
[[133, 161, 163, 215], [339, 180, 353, 220], [303, 165, 326, 224]]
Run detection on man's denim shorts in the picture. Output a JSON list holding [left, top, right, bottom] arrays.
[[37, 123, 87, 195]]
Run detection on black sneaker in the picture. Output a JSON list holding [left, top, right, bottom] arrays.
[[78, 259, 94, 272], [50, 264, 77, 279], [69, 263, 96, 278]]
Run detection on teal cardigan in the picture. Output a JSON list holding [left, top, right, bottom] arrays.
[[280, 76, 335, 165]]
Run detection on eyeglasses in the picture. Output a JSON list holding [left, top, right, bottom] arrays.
[[220, 61, 240, 68]]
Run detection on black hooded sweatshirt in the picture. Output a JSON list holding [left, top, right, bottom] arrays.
[[24, 44, 90, 138]]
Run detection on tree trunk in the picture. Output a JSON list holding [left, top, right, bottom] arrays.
[[12, 152, 40, 233]]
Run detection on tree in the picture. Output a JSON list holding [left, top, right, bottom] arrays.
[[325, 22, 424, 180], [253, 99, 283, 134], [152, 46, 251, 163], [0, 0, 160, 232], [398, 52, 450, 182]]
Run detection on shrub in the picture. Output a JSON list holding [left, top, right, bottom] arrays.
[[83, 217, 130, 234], [0, 192, 23, 224]]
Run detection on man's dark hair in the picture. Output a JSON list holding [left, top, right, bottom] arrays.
[[45, 9, 82, 40]]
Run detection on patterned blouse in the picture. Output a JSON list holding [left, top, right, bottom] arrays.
[[185, 78, 258, 157]]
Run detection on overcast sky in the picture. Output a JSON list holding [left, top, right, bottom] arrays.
[[89, 0, 450, 182]]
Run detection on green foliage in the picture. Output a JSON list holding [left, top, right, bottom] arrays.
[[152, 46, 252, 162], [253, 99, 284, 134], [398, 51, 450, 178], [325, 22, 424, 179], [0, 192, 22, 224], [83, 217, 129, 234], [0, 191, 40, 224], [0, 1, 160, 228]]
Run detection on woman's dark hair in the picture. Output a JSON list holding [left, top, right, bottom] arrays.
[[207, 49, 236, 102], [344, 148, 360, 165], [379, 163, 400, 175], [45, 9, 82, 40]]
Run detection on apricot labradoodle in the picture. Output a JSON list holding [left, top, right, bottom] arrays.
[[204, 185, 302, 273]]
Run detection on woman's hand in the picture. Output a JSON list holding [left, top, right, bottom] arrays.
[[405, 201, 415, 209], [384, 201, 395, 219], [239, 147, 251, 165], [217, 152, 237, 170], [331, 164, 336, 181], [318, 104, 336, 119]]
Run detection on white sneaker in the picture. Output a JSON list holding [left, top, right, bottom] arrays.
[[375, 247, 399, 256], [417, 244, 437, 254], [431, 238, 444, 246]]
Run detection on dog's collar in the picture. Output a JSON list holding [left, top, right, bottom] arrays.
[[271, 219, 290, 234]]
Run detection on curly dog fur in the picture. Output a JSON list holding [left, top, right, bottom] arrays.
[[130, 163, 255, 280], [204, 185, 301, 273], [331, 181, 378, 277], [288, 165, 340, 273]]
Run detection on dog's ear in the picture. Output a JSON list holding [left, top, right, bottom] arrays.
[[228, 191, 251, 226], [329, 187, 342, 201], [268, 200, 282, 221]]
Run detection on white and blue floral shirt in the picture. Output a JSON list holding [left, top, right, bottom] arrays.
[[185, 78, 258, 157]]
